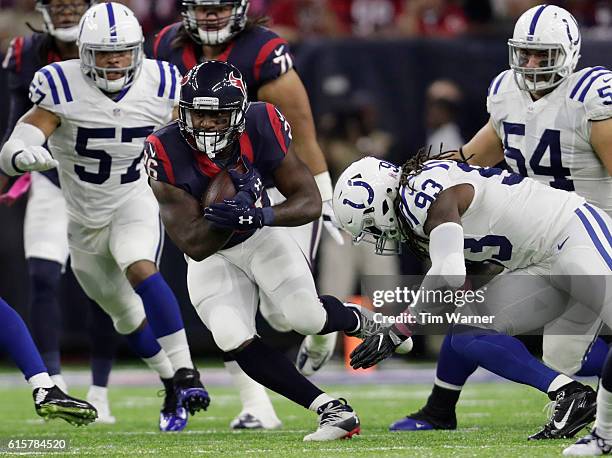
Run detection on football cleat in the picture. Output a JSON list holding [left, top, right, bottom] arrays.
[[345, 303, 385, 339], [229, 411, 282, 430], [296, 333, 337, 376], [564, 429, 612, 456], [86, 386, 116, 424], [33, 386, 97, 426], [159, 380, 188, 432], [529, 384, 596, 440], [389, 407, 457, 431], [173, 367, 211, 415], [303, 398, 360, 441]]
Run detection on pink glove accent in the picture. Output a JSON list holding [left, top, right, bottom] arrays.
[[0, 173, 31, 206]]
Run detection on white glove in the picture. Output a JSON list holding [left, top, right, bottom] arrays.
[[322, 200, 344, 245], [13, 146, 58, 173]]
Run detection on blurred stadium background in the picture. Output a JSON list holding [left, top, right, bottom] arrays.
[[0, 0, 611, 365]]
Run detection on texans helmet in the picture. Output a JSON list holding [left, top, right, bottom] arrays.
[[178, 60, 248, 162], [181, 0, 250, 45]]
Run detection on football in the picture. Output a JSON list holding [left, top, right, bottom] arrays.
[[201, 161, 246, 208]]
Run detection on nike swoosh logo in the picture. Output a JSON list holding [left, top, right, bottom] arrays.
[[603, 77, 612, 83], [415, 422, 425, 428], [557, 236, 570, 251], [377, 333, 384, 351], [553, 399, 575, 430]]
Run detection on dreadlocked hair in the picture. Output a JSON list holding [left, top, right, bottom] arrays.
[[394, 144, 473, 260]]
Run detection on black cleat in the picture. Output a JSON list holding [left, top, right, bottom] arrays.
[[34, 386, 97, 426], [529, 383, 596, 440], [173, 368, 210, 415], [159, 378, 188, 432], [389, 406, 457, 431]]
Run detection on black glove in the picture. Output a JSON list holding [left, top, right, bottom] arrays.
[[228, 158, 263, 206], [350, 324, 412, 369]]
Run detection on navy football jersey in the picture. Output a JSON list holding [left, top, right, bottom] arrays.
[[144, 101, 292, 248], [2, 33, 62, 185], [153, 23, 294, 101]]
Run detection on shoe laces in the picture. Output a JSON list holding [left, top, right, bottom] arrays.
[[158, 389, 178, 414], [319, 398, 350, 426]]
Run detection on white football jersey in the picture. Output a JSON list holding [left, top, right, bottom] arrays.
[[29, 59, 181, 227], [487, 67, 612, 215], [398, 160, 586, 270]]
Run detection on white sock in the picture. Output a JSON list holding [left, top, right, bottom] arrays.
[[87, 385, 108, 400], [157, 330, 194, 371], [28, 372, 54, 390], [224, 361, 277, 415], [143, 349, 174, 379], [596, 386, 612, 439], [547, 374, 574, 394], [308, 393, 336, 412], [50, 374, 68, 392]]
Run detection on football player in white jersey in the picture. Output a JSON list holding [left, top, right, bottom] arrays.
[[335, 154, 611, 439], [0, 2, 209, 432], [389, 4, 612, 437]]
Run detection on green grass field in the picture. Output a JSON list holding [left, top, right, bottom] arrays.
[[0, 381, 591, 457]]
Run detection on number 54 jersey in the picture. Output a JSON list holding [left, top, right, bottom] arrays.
[[398, 160, 586, 270], [487, 67, 612, 214], [28, 58, 180, 227]]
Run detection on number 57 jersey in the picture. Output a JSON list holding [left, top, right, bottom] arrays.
[[398, 160, 586, 270], [29, 58, 180, 227], [487, 67, 612, 214]]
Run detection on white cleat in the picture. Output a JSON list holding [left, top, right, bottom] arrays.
[[303, 398, 360, 441], [296, 333, 337, 376], [564, 430, 612, 456], [86, 386, 116, 424], [230, 411, 282, 430]]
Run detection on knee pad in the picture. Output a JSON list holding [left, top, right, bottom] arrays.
[[113, 305, 146, 335], [207, 305, 255, 353], [281, 289, 326, 336]]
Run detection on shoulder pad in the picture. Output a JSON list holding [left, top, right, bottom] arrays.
[[568, 66, 612, 120], [29, 62, 74, 109]]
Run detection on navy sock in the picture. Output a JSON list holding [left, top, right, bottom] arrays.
[[0, 298, 47, 379], [317, 295, 359, 334], [451, 326, 559, 393], [576, 337, 608, 377], [134, 272, 184, 339], [89, 300, 117, 387], [125, 322, 162, 359], [233, 338, 323, 409], [27, 258, 62, 375], [601, 347, 612, 392]]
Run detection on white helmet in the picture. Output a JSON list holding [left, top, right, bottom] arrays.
[[509, 4, 581, 93], [333, 157, 402, 255], [77, 2, 144, 93], [36, 0, 95, 43]]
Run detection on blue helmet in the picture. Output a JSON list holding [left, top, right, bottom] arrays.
[[178, 60, 248, 161]]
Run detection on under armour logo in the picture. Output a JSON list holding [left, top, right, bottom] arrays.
[[239, 216, 253, 225], [254, 179, 262, 192]]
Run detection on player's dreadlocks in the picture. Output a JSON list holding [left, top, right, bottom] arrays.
[[393, 145, 472, 260]]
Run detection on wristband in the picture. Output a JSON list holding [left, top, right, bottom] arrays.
[[314, 171, 333, 202]]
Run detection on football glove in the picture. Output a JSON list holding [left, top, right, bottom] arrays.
[[229, 158, 263, 207], [13, 146, 58, 173], [204, 200, 274, 231], [350, 324, 413, 370], [322, 200, 344, 245]]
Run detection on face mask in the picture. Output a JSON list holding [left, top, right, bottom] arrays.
[[51, 25, 80, 42]]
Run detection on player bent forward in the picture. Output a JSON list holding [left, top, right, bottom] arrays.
[[144, 61, 393, 440]]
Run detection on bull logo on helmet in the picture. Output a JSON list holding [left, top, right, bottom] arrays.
[[228, 71, 247, 97]]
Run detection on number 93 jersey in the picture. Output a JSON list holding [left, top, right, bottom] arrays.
[[398, 160, 586, 270], [28, 58, 180, 227], [487, 66, 612, 214]]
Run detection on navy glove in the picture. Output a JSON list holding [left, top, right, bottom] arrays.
[[204, 200, 275, 231], [229, 158, 263, 206]]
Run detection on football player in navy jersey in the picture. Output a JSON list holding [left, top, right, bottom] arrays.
[[0, 0, 119, 423], [144, 61, 388, 441], [0, 296, 97, 425], [153, 0, 342, 429]]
